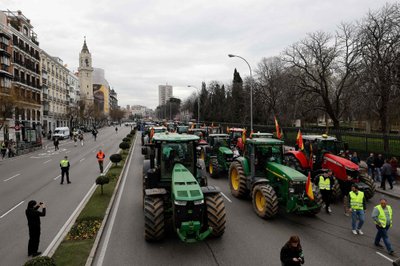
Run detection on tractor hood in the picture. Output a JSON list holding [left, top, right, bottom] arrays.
[[324, 153, 359, 171], [219, 146, 233, 155], [172, 163, 204, 201], [266, 162, 307, 182]]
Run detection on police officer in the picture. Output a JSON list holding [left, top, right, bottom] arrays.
[[348, 184, 366, 235], [60, 155, 71, 184], [316, 170, 334, 214], [372, 198, 394, 255]]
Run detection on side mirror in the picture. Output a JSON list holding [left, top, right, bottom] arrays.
[[141, 147, 148, 156]]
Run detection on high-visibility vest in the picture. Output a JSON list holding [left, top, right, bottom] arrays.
[[60, 159, 69, 168], [349, 191, 364, 210], [97, 152, 105, 161], [374, 205, 392, 228], [318, 176, 331, 190]]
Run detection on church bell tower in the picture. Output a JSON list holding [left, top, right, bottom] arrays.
[[78, 37, 94, 104]]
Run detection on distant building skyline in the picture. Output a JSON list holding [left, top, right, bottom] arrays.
[[158, 84, 173, 106]]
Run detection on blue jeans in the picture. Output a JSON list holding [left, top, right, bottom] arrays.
[[375, 168, 382, 182], [375, 225, 392, 252], [352, 210, 365, 230]]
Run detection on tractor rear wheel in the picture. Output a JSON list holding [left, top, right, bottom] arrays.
[[284, 154, 304, 172], [229, 161, 249, 198], [360, 174, 376, 200], [252, 184, 278, 219], [144, 196, 165, 241], [209, 158, 219, 179], [205, 193, 226, 237], [331, 178, 342, 201]]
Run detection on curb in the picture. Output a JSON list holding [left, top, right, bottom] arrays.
[[376, 188, 400, 199], [85, 133, 137, 266]]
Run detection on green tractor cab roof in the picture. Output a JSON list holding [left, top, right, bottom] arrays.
[[209, 133, 229, 138], [251, 132, 273, 138], [302, 134, 337, 141], [247, 138, 283, 145], [153, 132, 200, 142]]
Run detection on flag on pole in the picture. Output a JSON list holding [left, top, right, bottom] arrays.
[[242, 129, 246, 143], [305, 171, 314, 201], [274, 116, 282, 139], [296, 129, 304, 150], [149, 127, 155, 143], [226, 126, 230, 133], [250, 130, 254, 139], [191, 123, 195, 129]]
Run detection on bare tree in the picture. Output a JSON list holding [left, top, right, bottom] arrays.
[[283, 26, 360, 131]]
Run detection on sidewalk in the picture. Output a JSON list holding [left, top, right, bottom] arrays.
[[374, 179, 400, 199]]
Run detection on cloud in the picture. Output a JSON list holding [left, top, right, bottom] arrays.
[[6, 0, 398, 109]]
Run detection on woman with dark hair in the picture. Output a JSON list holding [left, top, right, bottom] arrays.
[[280, 235, 305, 266], [26, 200, 46, 257]]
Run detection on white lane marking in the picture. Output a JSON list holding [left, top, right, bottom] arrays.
[[80, 158, 85, 162], [0, 201, 24, 219], [30, 156, 41, 159], [221, 192, 232, 203], [376, 252, 393, 262], [97, 144, 135, 266], [4, 173, 21, 182], [43, 159, 52, 164], [53, 175, 61, 180]]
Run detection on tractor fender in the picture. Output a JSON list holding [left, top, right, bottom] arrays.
[[251, 178, 270, 190], [145, 188, 167, 197], [234, 157, 250, 176], [201, 185, 221, 195], [285, 150, 309, 169]]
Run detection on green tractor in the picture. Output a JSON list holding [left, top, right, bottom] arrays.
[[141, 133, 226, 242], [204, 134, 234, 178], [229, 138, 322, 219]]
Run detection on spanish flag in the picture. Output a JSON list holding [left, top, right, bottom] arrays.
[[296, 129, 304, 150], [149, 127, 155, 143], [306, 171, 314, 201], [309, 143, 313, 170], [274, 116, 282, 139], [242, 129, 246, 143], [250, 130, 254, 139], [191, 123, 195, 129], [226, 126, 230, 133]]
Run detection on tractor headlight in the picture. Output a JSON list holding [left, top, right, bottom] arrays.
[[289, 188, 295, 193], [174, 200, 187, 206], [193, 199, 204, 205]]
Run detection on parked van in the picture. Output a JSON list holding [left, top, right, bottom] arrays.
[[53, 127, 70, 140]]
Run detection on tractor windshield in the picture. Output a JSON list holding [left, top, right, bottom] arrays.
[[213, 137, 229, 148], [161, 142, 195, 178], [255, 144, 283, 164], [318, 140, 339, 154]]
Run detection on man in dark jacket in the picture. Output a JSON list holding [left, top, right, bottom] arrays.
[[375, 154, 385, 182], [26, 200, 46, 257], [381, 159, 393, 190]]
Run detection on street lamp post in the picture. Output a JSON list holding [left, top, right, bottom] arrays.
[[188, 85, 200, 125], [228, 54, 253, 132]]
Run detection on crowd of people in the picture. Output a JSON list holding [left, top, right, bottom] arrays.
[[0, 139, 17, 159]]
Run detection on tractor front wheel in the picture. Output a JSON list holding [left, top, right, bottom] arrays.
[[144, 196, 165, 241], [360, 174, 376, 200], [205, 193, 226, 237], [229, 161, 249, 198], [209, 158, 219, 179], [252, 184, 278, 219], [307, 185, 322, 215]]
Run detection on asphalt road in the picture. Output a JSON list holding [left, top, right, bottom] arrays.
[[0, 125, 131, 266], [94, 133, 400, 266]]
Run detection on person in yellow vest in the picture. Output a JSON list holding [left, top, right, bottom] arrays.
[[316, 170, 334, 214], [372, 198, 394, 255], [348, 184, 366, 235], [59, 156, 71, 184]]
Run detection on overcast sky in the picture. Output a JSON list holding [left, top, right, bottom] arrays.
[[6, 0, 397, 109]]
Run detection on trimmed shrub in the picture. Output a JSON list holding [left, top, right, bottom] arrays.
[[24, 256, 56, 266], [119, 141, 130, 150], [130, 130, 136, 135], [96, 176, 110, 195], [126, 134, 133, 139], [123, 137, 131, 143], [110, 154, 122, 166]]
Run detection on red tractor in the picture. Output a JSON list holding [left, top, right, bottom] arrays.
[[284, 134, 375, 200], [227, 128, 246, 153]]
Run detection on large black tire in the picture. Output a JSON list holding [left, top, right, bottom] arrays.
[[144, 196, 165, 241], [307, 185, 322, 215], [205, 193, 226, 237], [209, 158, 219, 179], [360, 174, 376, 200], [229, 161, 249, 198], [284, 154, 304, 172], [331, 178, 342, 201], [252, 184, 278, 219]]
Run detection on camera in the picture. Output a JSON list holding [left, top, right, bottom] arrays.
[[39, 202, 43, 205]]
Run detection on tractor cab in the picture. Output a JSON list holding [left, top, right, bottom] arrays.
[[250, 132, 273, 139], [177, 125, 189, 134], [228, 128, 246, 151]]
